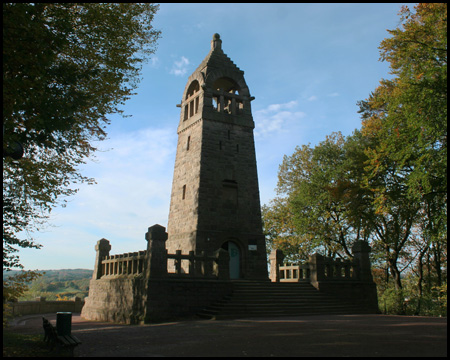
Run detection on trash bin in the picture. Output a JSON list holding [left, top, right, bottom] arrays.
[[56, 312, 72, 336]]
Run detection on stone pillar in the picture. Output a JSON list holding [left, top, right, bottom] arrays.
[[352, 240, 373, 282], [309, 253, 325, 285], [145, 224, 168, 278], [93, 238, 111, 279], [269, 249, 284, 282], [214, 248, 230, 280], [211, 33, 222, 51]]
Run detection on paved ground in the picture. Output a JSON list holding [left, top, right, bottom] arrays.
[[7, 313, 447, 357]]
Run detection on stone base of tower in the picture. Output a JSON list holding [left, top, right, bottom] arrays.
[[165, 229, 269, 281], [186, 230, 269, 281], [81, 277, 233, 324]]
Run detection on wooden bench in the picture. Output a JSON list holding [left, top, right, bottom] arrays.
[[42, 317, 81, 355]]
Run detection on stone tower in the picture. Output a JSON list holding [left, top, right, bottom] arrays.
[[167, 34, 267, 280]]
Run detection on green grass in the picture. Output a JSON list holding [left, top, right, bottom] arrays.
[[3, 330, 72, 357]]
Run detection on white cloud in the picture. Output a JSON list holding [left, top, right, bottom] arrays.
[[307, 95, 318, 102], [263, 100, 298, 113], [21, 127, 178, 269], [78, 127, 177, 234], [170, 56, 190, 76], [327, 92, 339, 97], [149, 56, 160, 68], [254, 101, 306, 138]]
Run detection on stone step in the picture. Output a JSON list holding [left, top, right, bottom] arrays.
[[197, 281, 368, 320], [198, 306, 372, 320]]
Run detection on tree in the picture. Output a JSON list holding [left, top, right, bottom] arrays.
[[266, 128, 424, 290], [268, 132, 369, 261], [358, 3, 447, 290], [262, 198, 309, 263], [3, 3, 161, 271], [263, 3, 446, 313]]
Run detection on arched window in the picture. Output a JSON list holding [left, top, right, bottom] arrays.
[[184, 80, 200, 121], [186, 80, 200, 99]]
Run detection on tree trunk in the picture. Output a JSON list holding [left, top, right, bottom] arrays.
[[432, 242, 442, 287], [389, 259, 402, 290], [416, 249, 427, 315]]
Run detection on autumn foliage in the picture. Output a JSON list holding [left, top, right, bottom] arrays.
[[263, 4, 446, 315]]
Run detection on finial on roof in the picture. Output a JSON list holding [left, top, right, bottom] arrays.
[[211, 33, 222, 51]]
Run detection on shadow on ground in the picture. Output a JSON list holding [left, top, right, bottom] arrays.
[[7, 313, 447, 357]]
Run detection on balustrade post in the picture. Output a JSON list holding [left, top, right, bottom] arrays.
[[93, 238, 111, 279], [199, 251, 210, 276], [188, 251, 195, 276], [175, 250, 182, 274], [145, 224, 168, 278], [269, 249, 285, 282], [309, 253, 325, 284], [214, 248, 230, 280], [114, 256, 118, 275], [335, 258, 342, 278], [352, 240, 373, 282], [344, 261, 351, 278]]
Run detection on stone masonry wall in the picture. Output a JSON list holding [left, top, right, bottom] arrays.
[[81, 276, 146, 324], [145, 279, 233, 322], [8, 298, 84, 317], [166, 119, 203, 255], [81, 276, 232, 324]]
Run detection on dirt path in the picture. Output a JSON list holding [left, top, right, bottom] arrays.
[[7, 313, 447, 357]]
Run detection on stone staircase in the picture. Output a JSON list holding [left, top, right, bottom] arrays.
[[197, 281, 372, 320]]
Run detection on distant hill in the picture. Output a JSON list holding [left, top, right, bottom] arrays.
[[3, 269, 93, 301]]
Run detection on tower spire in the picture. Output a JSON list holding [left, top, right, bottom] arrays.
[[211, 33, 222, 51]]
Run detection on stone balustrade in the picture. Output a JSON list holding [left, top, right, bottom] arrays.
[[167, 249, 229, 279], [270, 240, 372, 284], [279, 263, 311, 282], [276, 256, 358, 283], [321, 257, 357, 280], [94, 225, 230, 280], [101, 251, 147, 277]]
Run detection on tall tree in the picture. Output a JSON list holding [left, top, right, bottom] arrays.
[[3, 3, 161, 271], [271, 132, 367, 260], [358, 3, 447, 289]]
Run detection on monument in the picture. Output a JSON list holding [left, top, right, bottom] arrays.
[[81, 34, 268, 324], [166, 33, 267, 280], [81, 34, 378, 324]]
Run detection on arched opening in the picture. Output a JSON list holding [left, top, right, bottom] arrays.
[[184, 80, 200, 121], [186, 80, 200, 99], [212, 77, 240, 94], [212, 77, 243, 115], [222, 240, 241, 279]]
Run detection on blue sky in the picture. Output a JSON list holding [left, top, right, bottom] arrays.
[[19, 3, 406, 270]]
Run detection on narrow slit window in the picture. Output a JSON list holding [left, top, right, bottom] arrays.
[[186, 136, 190, 151], [182, 185, 186, 200], [189, 100, 194, 117]]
